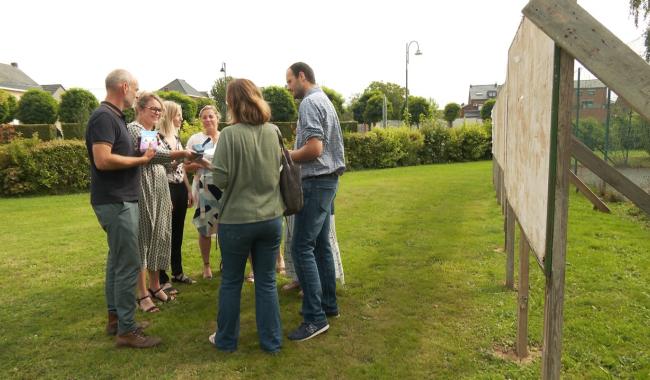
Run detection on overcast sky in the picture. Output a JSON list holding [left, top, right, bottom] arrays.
[[2, 0, 645, 107]]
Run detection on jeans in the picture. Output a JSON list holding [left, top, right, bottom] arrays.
[[291, 177, 339, 324], [92, 202, 141, 335], [216, 217, 283, 352]]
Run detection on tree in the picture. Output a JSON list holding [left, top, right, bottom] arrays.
[[480, 99, 496, 120], [262, 86, 297, 122], [364, 93, 393, 126], [350, 90, 382, 124], [322, 86, 345, 118], [629, 0, 650, 61], [407, 96, 432, 126], [443, 103, 461, 128], [157, 90, 197, 123], [210, 76, 234, 120], [194, 97, 217, 118], [366, 81, 405, 120], [58, 88, 99, 124], [16, 89, 58, 124], [0, 89, 17, 123]]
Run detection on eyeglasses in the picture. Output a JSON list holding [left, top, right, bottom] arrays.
[[146, 106, 163, 114]]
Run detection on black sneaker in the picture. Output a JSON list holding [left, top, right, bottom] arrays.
[[287, 321, 329, 341], [298, 310, 340, 318]]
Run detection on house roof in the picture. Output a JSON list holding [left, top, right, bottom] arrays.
[[574, 79, 605, 89], [41, 84, 65, 94], [468, 84, 498, 101], [159, 79, 206, 98], [0, 63, 40, 91]]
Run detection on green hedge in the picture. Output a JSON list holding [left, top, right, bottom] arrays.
[[14, 124, 57, 141], [0, 123, 492, 196], [61, 123, 86, 140], [0, 138, 89, 196]]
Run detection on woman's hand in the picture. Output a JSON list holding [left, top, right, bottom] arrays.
[[187, 192, 195, 208]]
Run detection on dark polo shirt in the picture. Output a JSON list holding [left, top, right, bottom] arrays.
[[85, 101, 140, 205]]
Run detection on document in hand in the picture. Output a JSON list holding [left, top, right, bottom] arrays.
[[139, 130, 159, 152]]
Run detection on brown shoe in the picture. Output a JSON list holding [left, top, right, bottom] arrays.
[[106, 312, 151, 336], [115, 328, 161, 348]]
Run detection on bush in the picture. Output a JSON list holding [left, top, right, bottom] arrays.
[[0, 137, 89, 196], [194, 98, 217, 118], [157, 91, 197, 124], [386, 127, 424, 166], [0, 90, 18, 123], [16, 89, 58, 124], [61, 123, 86, 140], [262, 86, 297, 122], [14, 124, 57, 141], [420, 125, 451, 164], [58, 88, 99, 124], [340, 121, 357, 133]]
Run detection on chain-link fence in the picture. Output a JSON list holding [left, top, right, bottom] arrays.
[[572, 68, 650, 197]]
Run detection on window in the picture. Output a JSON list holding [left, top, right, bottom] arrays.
[[487, 90, 497, 98], [581, 100, 594, 109]]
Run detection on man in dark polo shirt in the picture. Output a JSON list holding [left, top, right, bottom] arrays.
[[85, 69, 160, 348]]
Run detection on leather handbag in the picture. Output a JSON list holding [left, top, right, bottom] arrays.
[[276, 130, 303, 215]]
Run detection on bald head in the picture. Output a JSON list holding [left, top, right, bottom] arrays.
[[104, 69, 138, 110], [105, 69, 134, 91]]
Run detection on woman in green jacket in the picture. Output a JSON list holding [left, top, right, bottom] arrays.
[[208, 78, 285, 353]]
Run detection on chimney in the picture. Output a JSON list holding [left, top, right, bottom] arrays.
[[10, 62, 18, 68]]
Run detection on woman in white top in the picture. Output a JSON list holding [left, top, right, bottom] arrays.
[[185, 105, 222, 279]]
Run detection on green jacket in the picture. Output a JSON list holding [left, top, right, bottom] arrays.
[[211, 122, 285, 224]]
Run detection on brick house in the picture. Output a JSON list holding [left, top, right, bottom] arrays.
[[461, 83, 499, 119], [573, 79, 608, 124]]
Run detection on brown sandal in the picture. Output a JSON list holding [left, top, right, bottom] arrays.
[[149, 287, 175, 302], [137, 295, 160, 313]]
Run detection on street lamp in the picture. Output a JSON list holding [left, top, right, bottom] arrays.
[[220, 62, 227, 81], [405, 40, 422, 123]]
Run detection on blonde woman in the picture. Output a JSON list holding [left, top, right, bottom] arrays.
[[157, 100, 195, 288], [185, 105, 222, 279], [127, 93, 195, 312]]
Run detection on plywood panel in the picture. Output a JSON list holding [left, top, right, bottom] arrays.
[[505, 18, 556, 261], [524, 0, 650, 122], [493, 86, 508, 168]]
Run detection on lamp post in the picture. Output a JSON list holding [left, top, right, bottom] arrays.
[[405, 40, 422, 123], [220, 62, 227, 81]]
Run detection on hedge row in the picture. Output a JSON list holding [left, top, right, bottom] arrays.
[[345, 124, 491, 170], [0, 124, 491, 196], [0, 137, 89, 196]]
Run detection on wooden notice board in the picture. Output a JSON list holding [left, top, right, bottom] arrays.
[[505, 17, 556, 264]]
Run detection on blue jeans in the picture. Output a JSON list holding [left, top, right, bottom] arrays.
[[291, 177, 339, 324], [92, 202, 141, 335], [216, 217, 283, 352]]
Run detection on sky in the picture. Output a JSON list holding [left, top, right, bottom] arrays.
[[1, 0, 646, 107]]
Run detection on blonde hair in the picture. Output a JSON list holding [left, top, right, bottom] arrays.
[[226, 78, 271, 125], [199, 104, 221, 120], [158, 100, 182, 138], [135, 92, 164, 112]]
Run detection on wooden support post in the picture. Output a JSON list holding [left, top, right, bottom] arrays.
[[568, 171, 610, 213], [505, 202, 515, 290], [540, 46, 573, 380], [571, 135, 650, 215], [517, 224, 530, 359]]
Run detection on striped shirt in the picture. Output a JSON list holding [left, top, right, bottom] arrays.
[[295, 86, 346, 178]]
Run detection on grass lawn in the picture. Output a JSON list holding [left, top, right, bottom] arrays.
[[0, 161, 648, 379]]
